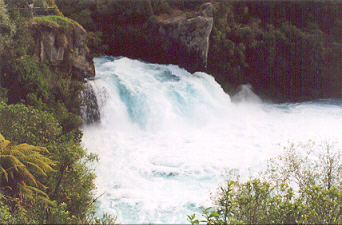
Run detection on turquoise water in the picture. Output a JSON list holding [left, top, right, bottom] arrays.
[[82, 56, 342, 224]]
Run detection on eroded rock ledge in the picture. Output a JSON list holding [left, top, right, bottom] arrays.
[[29, 19, 95, 81]]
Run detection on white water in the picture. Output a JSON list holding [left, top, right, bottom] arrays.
[[82, 56, 342, 224]]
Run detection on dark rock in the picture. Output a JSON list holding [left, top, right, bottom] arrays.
[[157, 2, 214, 73], [107, 2, 214, 73], [40, 31, 65, 66], [201, 2, 213, 17], [79, 82, 100, 124], [30, 21, 95, 81]]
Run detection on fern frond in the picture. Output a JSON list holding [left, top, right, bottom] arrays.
[[0, 133, 54, 200], [0, 165, 8, 181], [7, 149, 26, 160], [17, 167, 37, 186], [26, 185, 49, 198], [1, 155, 24, 172], [25, 161, 48, 176], [16, 144, 49, 154], [0, 138, 11, 151], [35, 180, 48, 189], [17, 182, 34, 200]]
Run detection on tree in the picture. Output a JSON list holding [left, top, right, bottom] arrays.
[[0, 103, 62, 146], [0, 0, 16, 51], [0, 133, 55, 202], [188, 140, 342, 224], [262, 140, 342, 191]]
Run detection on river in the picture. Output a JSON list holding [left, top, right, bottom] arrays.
[[81, 56, 342, 223]]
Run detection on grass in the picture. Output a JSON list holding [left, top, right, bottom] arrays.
[[31, 15, 83, 30]]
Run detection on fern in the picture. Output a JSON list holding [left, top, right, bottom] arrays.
[[0, 133, 56, 200]]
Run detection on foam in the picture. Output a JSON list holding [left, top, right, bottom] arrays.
[[82, 57, 342, 223]]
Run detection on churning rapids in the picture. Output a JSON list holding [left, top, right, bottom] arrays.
[[81, 56, 342, 224]]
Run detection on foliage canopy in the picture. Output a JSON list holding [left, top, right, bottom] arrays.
[[188, 140, 342, 224]]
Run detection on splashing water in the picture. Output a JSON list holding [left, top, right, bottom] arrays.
[[81, 56, 342, 224]]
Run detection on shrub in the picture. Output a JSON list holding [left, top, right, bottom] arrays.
[[0, 102, 61, 146], [7, 55, 49, 103], [0, 0, 16, 50], [188, 140, 342, 224]]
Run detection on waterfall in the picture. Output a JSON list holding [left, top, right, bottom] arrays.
[[82, 56, 342, 224]]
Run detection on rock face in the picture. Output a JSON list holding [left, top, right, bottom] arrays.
[[99, 2, 213, 73], [158, 3, 214, 73], [31, 21, 95, 80], [79, 82, 100, 124], [39, 31, 65, 65]]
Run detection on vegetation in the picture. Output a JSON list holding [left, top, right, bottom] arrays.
[[208, 1, 341, 101], [0, 0, 117, 223], [1, 0, 341, 223], [0, 0, 16, 51], [54, 0, 341, 102], [188, 140, 342, 224], [32, 15, 82, 30], [0, 133, 56, 201]]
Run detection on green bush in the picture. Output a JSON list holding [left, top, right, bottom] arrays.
[[32, 15, 82, 30], [8, 55, 49, 103], [0, 194, 17, 224], [0, 2, 117, 223], [0, 85, 7, 103], [0, 102, 61, 146], [0, 0, 16, 50], [188, 140, 342, 224], [0, 102, 110, 223], [207, 1, 342, 101]]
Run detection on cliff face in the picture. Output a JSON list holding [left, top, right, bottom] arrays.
[[102, 2, 214, 73], [158, 3, 213, 73], [30, 18, 95, 81]]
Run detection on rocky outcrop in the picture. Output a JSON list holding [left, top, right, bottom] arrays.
[[157, 3, 214, 73], [30, 20, 95, 80], [106, 2, 214, 73], [39, 31, 65, 65]]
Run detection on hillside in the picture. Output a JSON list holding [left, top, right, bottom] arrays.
[[55, 0, 341, 102]]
